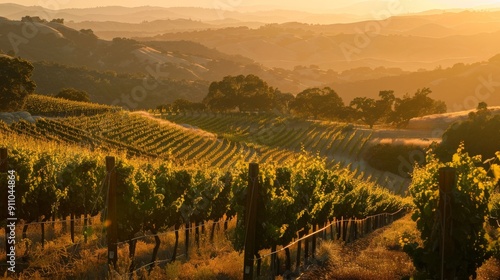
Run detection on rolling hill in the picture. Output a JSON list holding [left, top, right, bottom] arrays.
[[2, 8, 500, 109]]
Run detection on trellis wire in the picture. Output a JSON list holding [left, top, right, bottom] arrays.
[[255, 208, 406, 261]]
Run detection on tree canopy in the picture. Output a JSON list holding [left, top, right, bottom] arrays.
[[200, 75, 447, 127], [203, 74, 285, 112], [0, 56, 36, 111], [349, 90, 395, 128], [55, 88, 91, 103], [391, 88, 447, 127], [290, 87, 344, 119]]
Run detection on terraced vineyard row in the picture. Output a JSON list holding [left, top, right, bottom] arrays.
[[1, 111, 301, 169], [0, 107, 409, 191], [163, 113, 369, 158], [24, 94, 120, 117], [160, 112, 409, 192]]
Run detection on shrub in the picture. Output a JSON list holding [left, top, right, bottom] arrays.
[[364, 144, 426, 178], [405, 145, 498, 279]]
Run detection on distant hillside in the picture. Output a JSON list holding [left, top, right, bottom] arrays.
[[2, 13, 500, 108], [0, 4, 363, 25], [0, 18, 285, 100], [0, 17, 411, 95], [4, 4, 500, 73], [0, 17, 258, 77], [141, 17, 500, 72], [30, 61, 209, 109], [407, 106, 500, 130], [328, 58, 500, 110]]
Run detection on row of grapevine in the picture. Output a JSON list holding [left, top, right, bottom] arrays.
[[24, 94, 120, 117], [58, 112, 313, 168], [162, 113, 369, 160], [7, 118, 154, 158], [0, 135, 408, 274], [162, 113, 410, 192], [2, 110, 409, 192]]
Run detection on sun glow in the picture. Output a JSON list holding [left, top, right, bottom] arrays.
[[1, 0, 500, 12]]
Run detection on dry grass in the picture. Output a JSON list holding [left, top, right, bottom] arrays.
[[1, 218, 244, 280], [476, 258, 500, 280], [300, 214, 419, 280], [299, 214, 500, 280], [2, 215, 499, 280]]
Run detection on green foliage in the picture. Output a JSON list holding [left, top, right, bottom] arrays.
[[1, 112, 407, 264], [114, 159, 142, 241], [203, 74, 287, 112], [27, 152, 61, 222], [488, 193, 500, 259], [0, 56, 36, 111], [436, 104, 500, 163], [406, 145, 497, 279], [391, 88, 447, 127], [290, 87, 344, 119], [154, 165, 191, 228], [231, 151, 406, 253], [4, 147, 37, 222], [349, 90, 395, 128], [58, 154, 105, 218]]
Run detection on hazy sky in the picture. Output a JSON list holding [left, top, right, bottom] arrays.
[[2, 0, 500, 13]]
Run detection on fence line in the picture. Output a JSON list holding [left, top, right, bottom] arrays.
[[254, 208, 406, 261], [114, 219, 226, 246], [17, 215, 103, 227], [121, 254, 186, 277], [4, 215, 227, 247]]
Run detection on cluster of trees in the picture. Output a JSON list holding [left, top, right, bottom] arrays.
[[349, 88, 446, 128], [157, 99, 206, 112], [19, 16, 64, 24], [0, 56, 36, 112], [290, 87, 345, 119], [0, 56, 94, 110], [436, 102, 500, 164], [200, 74, 446, 128], [203, 74, 293, 113]]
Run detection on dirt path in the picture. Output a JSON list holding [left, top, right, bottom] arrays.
[[297, 215, 416, 280]]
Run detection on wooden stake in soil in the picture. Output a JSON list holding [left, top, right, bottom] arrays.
[[185, 221, 190, 260], [41, 221, 45, 249], [243, 163, 259, 280], [70, 213, 75, 243], [106, 156, 118, 269], [439, 167, 456, 280]]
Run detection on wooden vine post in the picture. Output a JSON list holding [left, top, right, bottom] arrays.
[[438, 167, 456, 280], [106, 156, 118, 269], [243, 163, 259, 280], [1, 148, 8, 264]]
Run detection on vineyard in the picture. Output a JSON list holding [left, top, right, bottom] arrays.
[[1, 97, 499, 279], [0, 128, 407, 278], [2, 96, 414, 193], [23, 95, 120, 117], [159, 112, 411, 192]]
